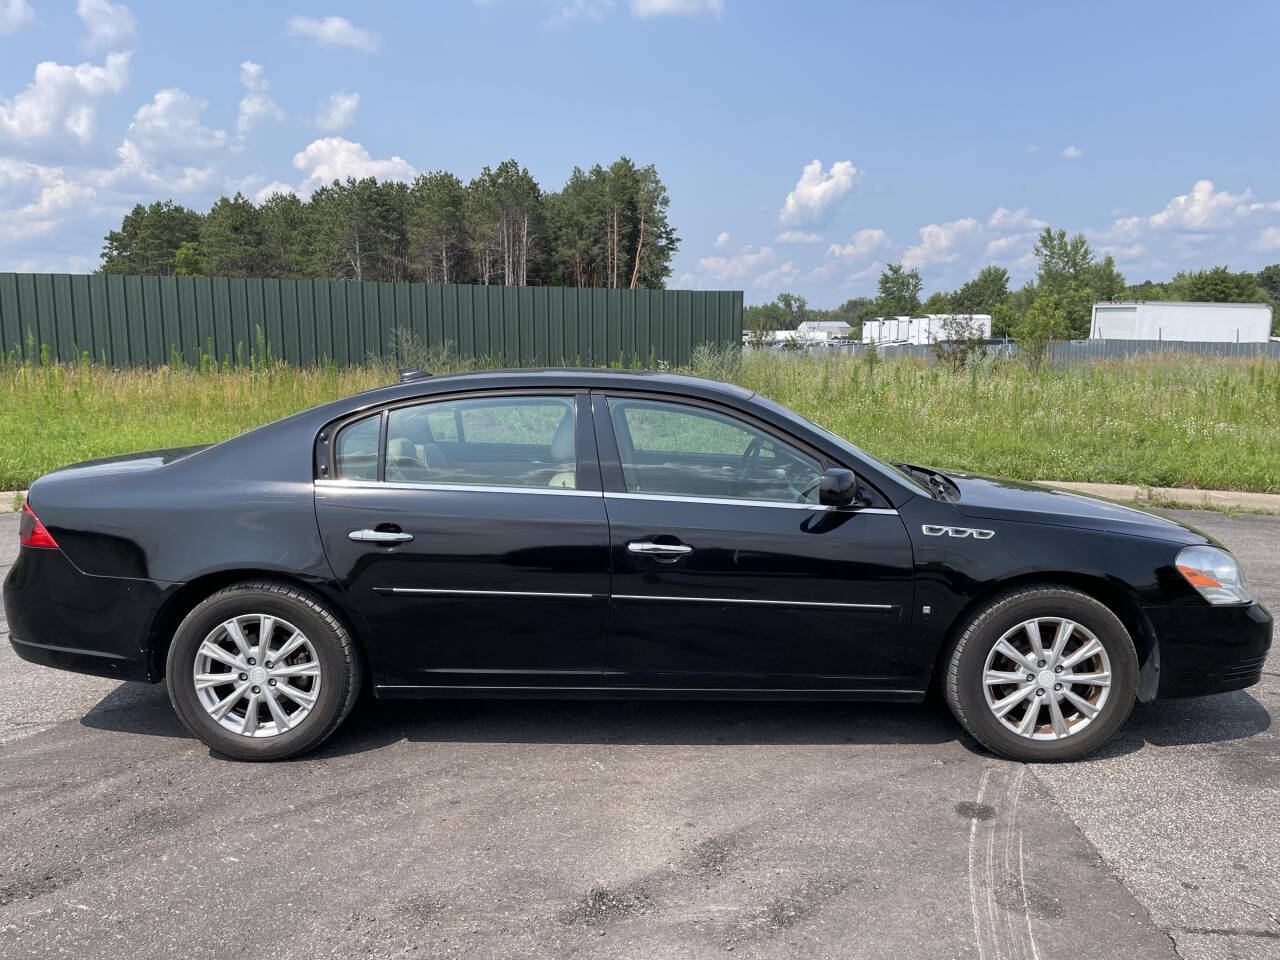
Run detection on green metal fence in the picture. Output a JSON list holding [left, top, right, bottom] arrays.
[[0, 274, 742, 367]]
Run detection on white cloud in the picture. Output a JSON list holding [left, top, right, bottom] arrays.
[[631, 0, 724, 17], [315, 90, 360, 131], [78, 0, 136, 52], [774, 230, 822, 244], [292, 137, 417, 192], [129, 88, 228, 156], [255, 180, 297, 204], [827, 227, 887, 259], [1148, 179, 1253, 231], [752, 260, 797, 289], [549, 0, 615, 23], [697, 245, 774, 282], [713, 230, 729, 249], [1061, 145, 1084, 159], [779, 159, 858, 226], [1257, 226, 1280, 252], [99, 136, 216, 193], [0, 52, 130, 144], [0, 0, 34, 36], [287, 15, 379, 52], [237, 61, 285, 136], [901, 216, 981, 268], [987, 206, 1045, 231], [0, 157, 96, 244]]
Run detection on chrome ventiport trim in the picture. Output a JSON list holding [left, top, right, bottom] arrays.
[[922, 524, 994, 540]]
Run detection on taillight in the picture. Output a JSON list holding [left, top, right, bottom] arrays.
[[19, 502, 59, 549]]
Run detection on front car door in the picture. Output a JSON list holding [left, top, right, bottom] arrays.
[[595, 392, 915, 693], [315, 390, 610, 692]]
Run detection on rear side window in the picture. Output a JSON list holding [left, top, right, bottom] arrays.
[[384, 395, 577, 489], [334, 414, 380, 481]]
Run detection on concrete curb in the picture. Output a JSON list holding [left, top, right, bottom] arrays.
[[1, 491, 28, 513], [1041, 481, 1280, 514]]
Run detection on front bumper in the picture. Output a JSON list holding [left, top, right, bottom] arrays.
[[1146, 601, 1273, 698], [3, 545, 167, 683]]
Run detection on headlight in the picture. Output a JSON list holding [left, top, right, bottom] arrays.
[[1176, 545, 1253, 605]]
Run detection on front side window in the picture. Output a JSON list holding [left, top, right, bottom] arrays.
[[607, 398, 823, 504], [384, 395, 577, 489]]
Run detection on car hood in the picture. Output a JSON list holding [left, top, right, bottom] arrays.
[[942, 470, 1211, 545]]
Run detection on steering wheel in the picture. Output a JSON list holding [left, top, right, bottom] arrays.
[[785, 461, 824, 502], [734, 437, 762, 483]]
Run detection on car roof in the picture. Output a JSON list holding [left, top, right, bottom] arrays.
[[343, 368, 758, 407]]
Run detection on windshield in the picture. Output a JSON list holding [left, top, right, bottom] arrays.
[[749, 394, 932, 496]]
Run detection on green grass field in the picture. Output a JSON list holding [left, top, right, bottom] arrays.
[[1, 349, 1278, 493]]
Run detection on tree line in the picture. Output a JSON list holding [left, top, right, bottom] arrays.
[[98, 156, 679, 290], [746, 227, 1280, 344]]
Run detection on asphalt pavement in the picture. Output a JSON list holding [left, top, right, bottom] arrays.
[[0, 508, 1276, 959]]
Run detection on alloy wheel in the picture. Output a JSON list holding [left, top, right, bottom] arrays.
[[981, 616, 1112, 741], [192, 613, 322, 738]]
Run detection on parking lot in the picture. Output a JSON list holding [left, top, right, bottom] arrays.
[[0, 507, 1276, 960]]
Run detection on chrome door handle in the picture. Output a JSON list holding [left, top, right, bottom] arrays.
[[349, 529, 414, 543], [627, 541, 692, 556]]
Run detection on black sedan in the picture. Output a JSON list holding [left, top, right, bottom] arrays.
[[4, 369, 1271, 761]]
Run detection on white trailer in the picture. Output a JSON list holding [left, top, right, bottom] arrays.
[[861, 314, 992, 346], [1090, 301, 1273, 343]]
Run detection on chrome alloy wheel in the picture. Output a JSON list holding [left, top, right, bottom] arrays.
[[193, 614, 322, 738], [981, 617, 1112, 741]]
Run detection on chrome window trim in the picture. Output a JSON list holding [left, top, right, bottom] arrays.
[[314, 478, 602, 498], [613, 594, 896, 611], [603, 491, 898, 514]]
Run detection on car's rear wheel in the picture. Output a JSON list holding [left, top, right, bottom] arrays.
[[944, 585, 1138, 761], [166, 581, 362, 760]]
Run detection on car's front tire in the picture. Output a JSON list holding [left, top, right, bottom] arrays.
[[944, 585, 1138, 762], [166, 581, 362, 760]]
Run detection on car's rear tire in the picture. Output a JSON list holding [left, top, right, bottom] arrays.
[[166, 580, 362, 761], [944, 585, 1138, 762]]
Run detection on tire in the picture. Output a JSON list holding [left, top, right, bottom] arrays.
[[166, 580, 363, 761], [943, 585, 1138, 762]]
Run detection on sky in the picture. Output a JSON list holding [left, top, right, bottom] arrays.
[[2, 0, 1278, 306]]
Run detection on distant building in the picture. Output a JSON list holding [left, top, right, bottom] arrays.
[[1090, 301, 1273, 343], [862, 314, 992, 346]]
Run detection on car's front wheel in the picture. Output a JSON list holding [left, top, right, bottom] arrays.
[[166, 581, 362, 760], [944, 585, 1138, 761]]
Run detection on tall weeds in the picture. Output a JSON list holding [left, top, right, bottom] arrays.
[[1, 346, 1277, 493]]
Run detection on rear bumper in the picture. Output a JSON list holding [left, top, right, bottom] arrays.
[[3, 546, 167, 683], [1146, 601, 1273, 698]]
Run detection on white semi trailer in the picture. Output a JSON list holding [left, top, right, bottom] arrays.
[[861, 314, 992, 346], [1090, 301, 1273, 343]]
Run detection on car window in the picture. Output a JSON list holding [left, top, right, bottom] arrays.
[[334, 414, 380, 481], [384, 395, 577, 489], [607, 398, 823, 504]]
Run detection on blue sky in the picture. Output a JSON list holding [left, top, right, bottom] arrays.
[[2, 0, 1278, 305]]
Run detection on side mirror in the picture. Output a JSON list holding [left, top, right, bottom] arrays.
[[819, 467, 862, 507]]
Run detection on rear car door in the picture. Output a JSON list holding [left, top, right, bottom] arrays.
[[595, 393, 915, 691], [315, 391, 610, 691]]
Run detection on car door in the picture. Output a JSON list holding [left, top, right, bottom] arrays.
[[315, 391, 610, 690], [594, 393, 915, 690]]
